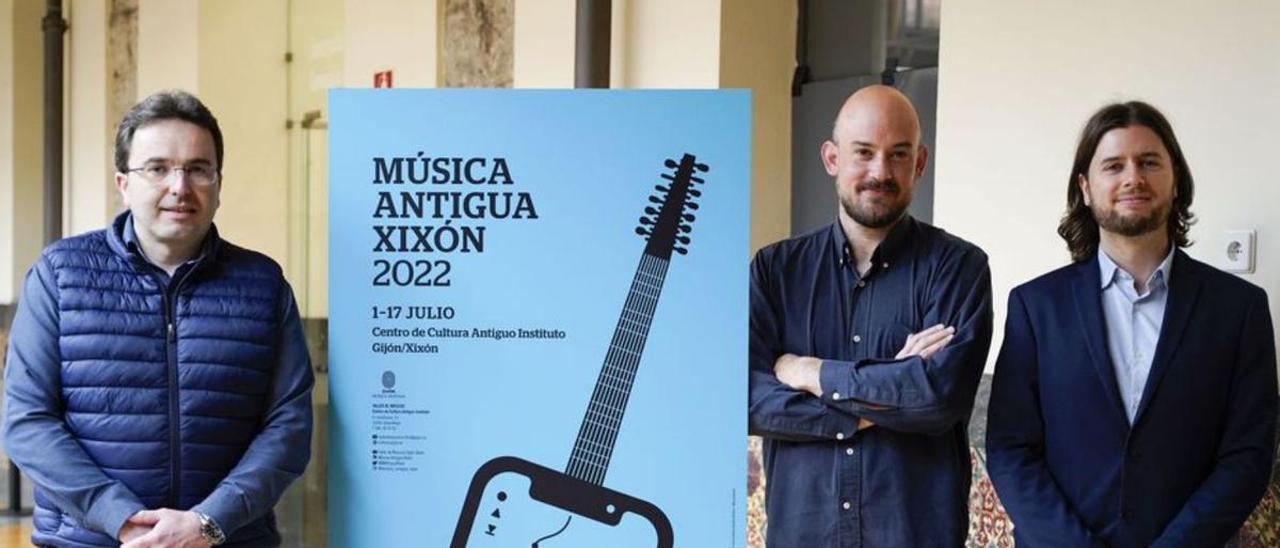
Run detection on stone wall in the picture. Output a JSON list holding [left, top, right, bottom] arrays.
[[440, 0, 512, 87]]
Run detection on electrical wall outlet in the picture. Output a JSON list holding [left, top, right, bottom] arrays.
[[1223, 230, 1256, 274]]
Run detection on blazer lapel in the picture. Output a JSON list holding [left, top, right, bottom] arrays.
[[1071, 257, 1129, 425], [1132, 250, 1203, 425]]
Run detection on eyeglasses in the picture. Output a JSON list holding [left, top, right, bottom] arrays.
[[125, 163, 220, 186]]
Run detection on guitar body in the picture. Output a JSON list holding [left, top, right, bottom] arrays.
[[451, 456, 673, 548]]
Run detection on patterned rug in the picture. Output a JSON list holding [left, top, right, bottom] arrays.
[[745, 438, 1280, 547]]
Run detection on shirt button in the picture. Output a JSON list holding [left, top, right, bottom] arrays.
[[832, 392, 841, 400], [836, 432, 845, 440], [846, 447, 854, 456], [856, 280, 865, 288], [881, 262, 889, 269], [852, 335, 862, 343], [842, 501, 851, 510]]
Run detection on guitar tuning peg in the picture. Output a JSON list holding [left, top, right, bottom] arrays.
[[684, 201, 699, 210], [694, 162, 709, 172], [635, 227, 652, 236], [689, 176, 705, 185], [664, 159, 678, 168], [682, 213, 695, 222], [639, 216, 656, 225], [655, 184, 671, 193], [649, 196, 664, 204], [676, 235, 691, 245], [645, 206, 660, 215], [673, 246, 688, 255], [688, 188, 701, 197], [660, 173, 676, 181], [677, 224, 691, 233]]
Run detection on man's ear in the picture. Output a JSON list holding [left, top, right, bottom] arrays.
[[115, 172, 131, 207], [915, 145, 929, 178], [820, 140, 839, 176], [1077, 173, 1091, 207]]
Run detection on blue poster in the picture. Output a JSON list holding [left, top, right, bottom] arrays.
[[328, 89, 750, 547]]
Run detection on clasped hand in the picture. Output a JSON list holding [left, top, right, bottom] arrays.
[[118, 508, 211, 548]]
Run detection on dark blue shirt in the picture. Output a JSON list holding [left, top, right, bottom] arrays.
[[749, 217, 993, 547]]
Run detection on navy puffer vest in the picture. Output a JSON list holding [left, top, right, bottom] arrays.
[[32, 220, 285, 547]]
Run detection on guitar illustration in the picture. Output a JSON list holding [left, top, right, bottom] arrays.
[[451, 153, 709, 548]]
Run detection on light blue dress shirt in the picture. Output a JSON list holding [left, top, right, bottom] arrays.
[[1098, 247, 1175, 423]]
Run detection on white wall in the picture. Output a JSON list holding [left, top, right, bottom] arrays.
[[67, 0, 112, 237], [343, 0, 437, 88], [288, 0, 343, 318], [137, 0, 197, 96], [616, 0, 720, 88], [513, 0, 574, 88], [720, 0, 793, 253], [1, 0, 44, 303], [137, 0, 294, 271], [197, 0, 290, 270], [0, 0, 15, 303], [936, 0, 1280, 370]]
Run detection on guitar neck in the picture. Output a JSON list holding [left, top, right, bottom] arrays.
[[565, 251, 671, 485]]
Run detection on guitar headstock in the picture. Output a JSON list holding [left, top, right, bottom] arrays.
[[635, 153, 708, 259]]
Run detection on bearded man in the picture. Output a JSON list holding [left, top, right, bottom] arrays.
[[748, 85, 993, 547], [986, 101, 1277, 547]]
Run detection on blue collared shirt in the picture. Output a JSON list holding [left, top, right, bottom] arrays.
[[749, 217, 993, 547], [1098, 247, 1175, 423], [120, 214, 214, 285]]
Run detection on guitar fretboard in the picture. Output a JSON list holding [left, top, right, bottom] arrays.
[[565, 252, 671, 485]]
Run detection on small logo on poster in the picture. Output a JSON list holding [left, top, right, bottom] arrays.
[[374, 70, 394, 88], [382, 370, 396, 389]]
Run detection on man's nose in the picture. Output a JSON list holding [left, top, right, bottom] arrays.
[[1122, 162, 1146, 187], [868, 154, 890, 179], [164, 168, 195, 193]]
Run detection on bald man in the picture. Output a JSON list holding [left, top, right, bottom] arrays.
[[749, 86, 993, 546]]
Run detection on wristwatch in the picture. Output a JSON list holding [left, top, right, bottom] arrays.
[[193, 511, 227, 545]]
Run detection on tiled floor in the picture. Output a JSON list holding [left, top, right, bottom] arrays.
[[0, 517, 33, 548], [0, 461, 36, 547]]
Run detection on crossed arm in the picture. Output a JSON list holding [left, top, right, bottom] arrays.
[[772, 324, 957, 430], [749, 246, 993, 439]]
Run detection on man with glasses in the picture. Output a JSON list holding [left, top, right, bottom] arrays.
[[4, 90, 313, 547]]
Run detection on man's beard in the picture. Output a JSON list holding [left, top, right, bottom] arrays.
[[1091, 200, 1169, 237], [842, 178, 910, 229]]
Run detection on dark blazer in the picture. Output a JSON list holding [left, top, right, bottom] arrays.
[[986, 250, 1277, 547]]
